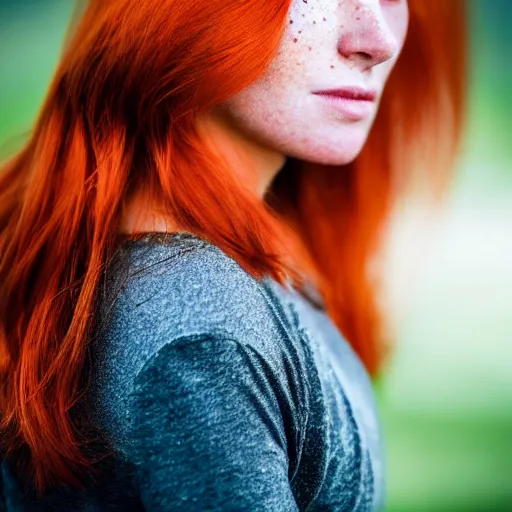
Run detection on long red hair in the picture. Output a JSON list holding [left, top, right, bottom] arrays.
[[0, 0, 467, 495]]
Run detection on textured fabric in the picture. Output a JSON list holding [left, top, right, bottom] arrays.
[[0, 231, 386, 511]]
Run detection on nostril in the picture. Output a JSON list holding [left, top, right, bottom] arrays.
[[356, 51, 374, 62]]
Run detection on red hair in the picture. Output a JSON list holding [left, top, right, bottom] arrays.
[[0, 0, 467, 495]]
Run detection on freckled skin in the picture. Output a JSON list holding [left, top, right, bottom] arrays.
[[208, 0, 409, 170]]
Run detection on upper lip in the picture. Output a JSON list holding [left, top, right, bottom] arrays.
[[312, 87, 377, 101]]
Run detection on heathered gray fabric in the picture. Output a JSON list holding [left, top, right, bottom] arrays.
[[0, 231, 385, 511]]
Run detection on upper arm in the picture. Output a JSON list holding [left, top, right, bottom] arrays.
[[126, 334, 300, 512]]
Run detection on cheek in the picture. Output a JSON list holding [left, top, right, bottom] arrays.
[[232, 35, 312, 116], [378, 5, 410, 82], [218, 81, 295, 149], [386, 3, 410, 54], [285, 0, 336, 55], [257, 7, 334, 94], [287, 0, 320, 32]]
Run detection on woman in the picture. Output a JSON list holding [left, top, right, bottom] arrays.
[[0, 0, 467, 510]]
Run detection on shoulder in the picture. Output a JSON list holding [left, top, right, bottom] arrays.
[[88, 232, 310, 439], [96, 232, 291, 365]]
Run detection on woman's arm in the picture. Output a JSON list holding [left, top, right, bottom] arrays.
[[126, 333, 300, 512]]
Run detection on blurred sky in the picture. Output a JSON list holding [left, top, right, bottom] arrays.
[[0, 1, 511, 510]]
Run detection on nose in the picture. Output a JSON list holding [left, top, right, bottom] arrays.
[[337, 1, 398, 69]]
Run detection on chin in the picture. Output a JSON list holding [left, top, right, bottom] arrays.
[[289, 130, 370, 167]]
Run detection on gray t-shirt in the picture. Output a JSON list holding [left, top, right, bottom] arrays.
[[1, 231, 385, 511]]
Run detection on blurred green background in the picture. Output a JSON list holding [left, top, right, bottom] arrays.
[[0, 1, 510, 510]]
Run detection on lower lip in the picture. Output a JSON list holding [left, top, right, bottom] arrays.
[[313, 93, 375, 121]]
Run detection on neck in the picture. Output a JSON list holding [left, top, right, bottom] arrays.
[[198, 109, 287, 199]]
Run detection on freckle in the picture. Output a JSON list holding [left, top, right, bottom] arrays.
[[289, 19, 293, 24], [356, 17, 360, 20], [330, 65, 335, 69], [293, 38, 298, 43], [308, 46, 312, 51], [355, 6, 360, 10], [323, 17, 326, 21], [313, 20, 316, 24], [298, 30, 302, 34]]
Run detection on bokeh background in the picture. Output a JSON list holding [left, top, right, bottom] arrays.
[[0, 1, 510, 510]]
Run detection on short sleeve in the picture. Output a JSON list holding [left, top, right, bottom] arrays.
[[126, 334, 300, 511]]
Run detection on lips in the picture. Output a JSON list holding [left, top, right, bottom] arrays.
[[312, 87, 377, 101], [312, 87, 377, 120]]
